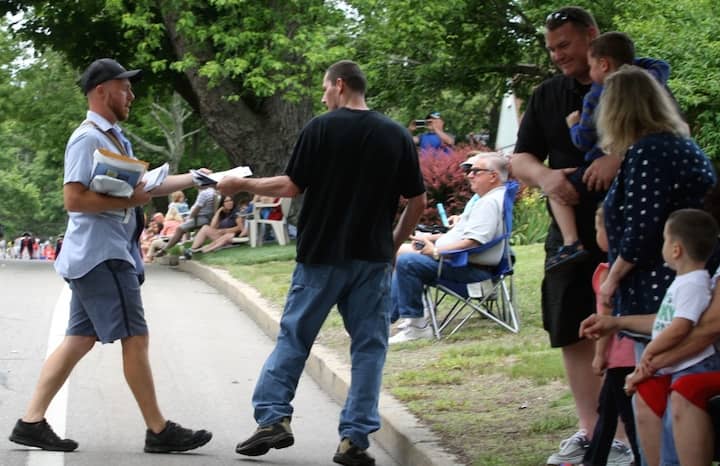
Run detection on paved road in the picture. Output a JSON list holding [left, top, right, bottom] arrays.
[[0, 260, 398, 466]]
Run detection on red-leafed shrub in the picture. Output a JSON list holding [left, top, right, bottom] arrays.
[[418, 145, 491, 225]]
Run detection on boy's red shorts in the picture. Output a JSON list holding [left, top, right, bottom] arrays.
[[638, 371, 720, 416], [672, 371, 720, 410], [637, 375, 672, 417]]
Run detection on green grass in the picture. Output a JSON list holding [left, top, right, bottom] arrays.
[[192, 242, 579, 465]]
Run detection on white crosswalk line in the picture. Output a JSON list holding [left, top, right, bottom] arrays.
[[27, 284, 71, 466]]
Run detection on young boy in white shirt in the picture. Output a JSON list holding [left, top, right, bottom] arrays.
[[625, 208, 720, 466]]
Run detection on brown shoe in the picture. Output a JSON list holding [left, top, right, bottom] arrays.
[[235, 417, 294, 456], [333, 438, 375, 466]]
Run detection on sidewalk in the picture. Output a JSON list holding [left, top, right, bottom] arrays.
[[179, 260, 463, 466]]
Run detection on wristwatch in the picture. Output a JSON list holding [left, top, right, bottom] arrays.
[[432, 246, 440, 261]]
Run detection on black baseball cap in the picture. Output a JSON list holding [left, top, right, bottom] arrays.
[[79, 58, 142, 95]]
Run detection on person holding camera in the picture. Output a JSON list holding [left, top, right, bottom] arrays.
[[389, 152, 507, 343], [407, 111, 455, 153]]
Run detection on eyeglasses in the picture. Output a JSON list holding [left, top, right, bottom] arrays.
[[545, 9, 590, 28], [466, 168, 495, 176]]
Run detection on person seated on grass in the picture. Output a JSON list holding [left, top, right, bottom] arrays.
[[389, 152, 507, 344], [146, 207, 183, 262], [140, 220, 161, 262], [581, 208, 720, 466], [546, 32, 670, 272], [184, 196, 246, 257], [156, 185, 217, 256]]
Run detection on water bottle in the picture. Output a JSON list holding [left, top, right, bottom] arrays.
[[436, 203, 449, 228]]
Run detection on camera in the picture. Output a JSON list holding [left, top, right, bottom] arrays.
[[414, 119, 427, 128]]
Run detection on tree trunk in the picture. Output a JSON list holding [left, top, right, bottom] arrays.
[[161, 9, 313, 177]]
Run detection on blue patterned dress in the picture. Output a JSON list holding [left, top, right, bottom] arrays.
[[604, 132, 716, 316]]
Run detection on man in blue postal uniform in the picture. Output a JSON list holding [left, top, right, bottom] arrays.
[[9, 58, 212, 454]]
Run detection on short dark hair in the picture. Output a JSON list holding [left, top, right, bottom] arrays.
[[590, 32, 635, 67], [326, 60, 366, 94], [545, 6, 598, 32], [666, 208, 720, 262]]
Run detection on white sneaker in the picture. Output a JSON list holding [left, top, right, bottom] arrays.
[[389, 325, 434, 344], [546, 430, 589, 465], [607, 439, 634, 466], [395, 318, 413, 331]]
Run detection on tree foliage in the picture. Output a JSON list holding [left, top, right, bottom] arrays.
[[612, 0, 720, 158], [1, 0, 719, 235], [0, 24, 83, 238], [1, 0, 355, 175]]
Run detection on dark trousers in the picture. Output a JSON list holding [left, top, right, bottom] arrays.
[[584, 366, 641, 466]]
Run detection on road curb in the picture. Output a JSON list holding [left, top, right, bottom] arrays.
[[178, 260, 463, 466]]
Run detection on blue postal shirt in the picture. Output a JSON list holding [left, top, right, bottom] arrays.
[[55, 111, 144, 279]]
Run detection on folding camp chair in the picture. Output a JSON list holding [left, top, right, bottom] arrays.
[[424, 180, 520, 337]]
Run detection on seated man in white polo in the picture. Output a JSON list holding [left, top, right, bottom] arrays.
[[390, 152, 507, 343]]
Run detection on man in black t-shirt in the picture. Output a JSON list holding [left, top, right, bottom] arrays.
[[511, 7, 624, 465], [218, 60, 426, 465]]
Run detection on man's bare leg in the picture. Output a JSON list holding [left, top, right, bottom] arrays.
[[121, 334, 213, 453], [562, 338, 602, 435], [23, 335, 96, 422], [121, 335, 165, 433]]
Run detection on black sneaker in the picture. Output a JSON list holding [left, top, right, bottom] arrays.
[[235, 417, 294, 456], [144, 420, 212, 453], [9, 418, 78, 452], [333, 438, 375, 466]]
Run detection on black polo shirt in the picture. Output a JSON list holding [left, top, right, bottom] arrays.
[[516, 74, 591, 169], [515, 75, 603, 252]]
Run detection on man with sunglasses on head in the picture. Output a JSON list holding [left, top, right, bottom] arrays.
[[511, 7, 621, 465]]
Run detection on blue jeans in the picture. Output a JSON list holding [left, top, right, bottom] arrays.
[[252, 260, 392, 450], [390, 252, 494, 321]]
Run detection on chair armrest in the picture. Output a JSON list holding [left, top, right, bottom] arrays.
[[440, 236, 506, 268], [254, 201, 281, 209]]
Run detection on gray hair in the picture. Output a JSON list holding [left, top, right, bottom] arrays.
[[475, 152, 509, 182]]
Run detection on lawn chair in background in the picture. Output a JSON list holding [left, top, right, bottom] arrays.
[[423, 180, 520, 337], [249, 197, 292, 247]]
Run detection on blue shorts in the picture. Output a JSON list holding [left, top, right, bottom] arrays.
[[66, 259, 147, 343]]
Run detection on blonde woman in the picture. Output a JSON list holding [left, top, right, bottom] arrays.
[[597, 65, 716, 465], [168, 190, 190, 218]]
